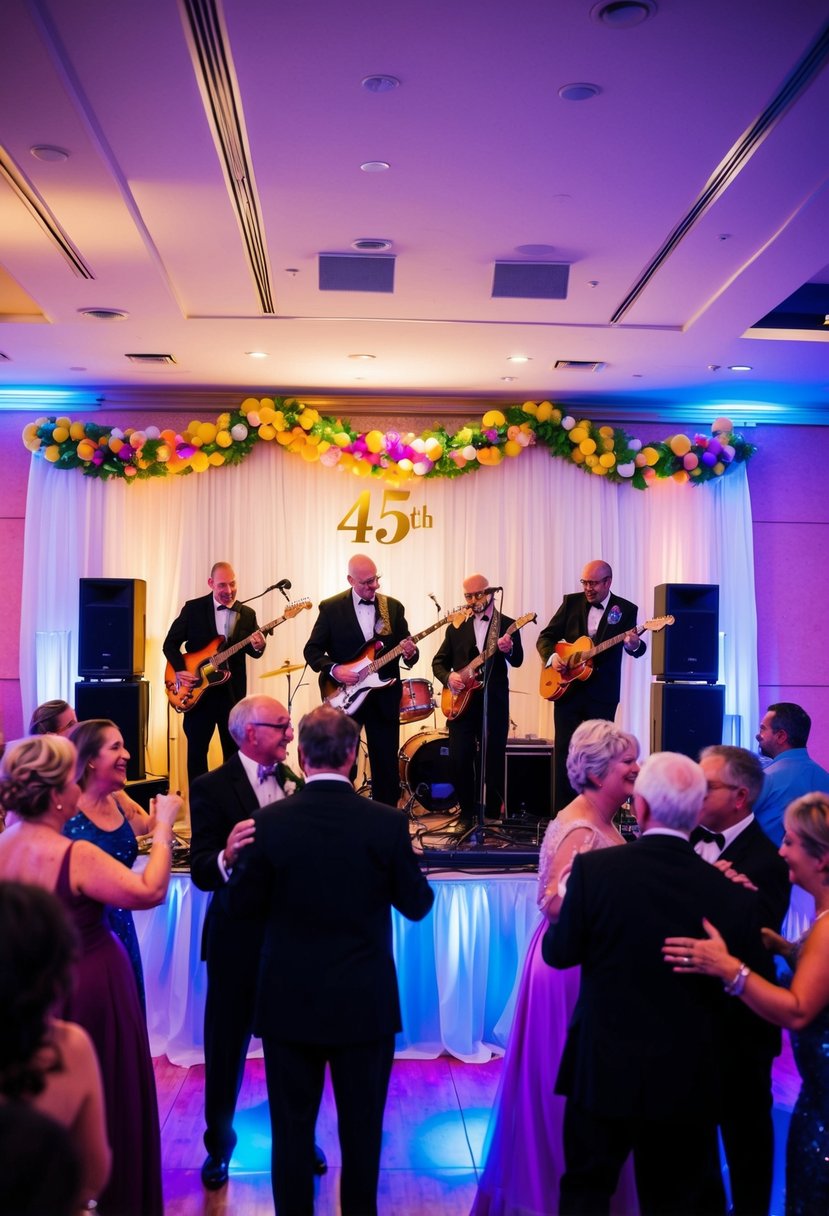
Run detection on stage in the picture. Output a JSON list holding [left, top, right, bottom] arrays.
[[135, 870, 542, 1067]]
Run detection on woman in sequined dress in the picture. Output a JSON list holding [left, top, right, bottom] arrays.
[[665, 792, 829, 1216], [470, 720, 641, 1216], [63, 719, 155, 1008]]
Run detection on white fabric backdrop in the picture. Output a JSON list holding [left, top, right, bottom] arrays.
[[20, 444, 758, 792]]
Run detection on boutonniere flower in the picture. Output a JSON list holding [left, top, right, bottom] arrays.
[[282, 779, 298, 796], [608, 605, 622, 626]]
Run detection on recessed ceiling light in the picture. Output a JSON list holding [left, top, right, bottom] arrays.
[[507, 355, 532, 363], [352, 238, 393, 252], [348, 353, 376, 360], [361, 75, 400, 93], [246, 351, 268, 359], [30, 144, 70, 162], [78, 308, 128, 321], [515, 244, 556, 256], [728, 364, 753, 372], [558, 82, 601, 102], [591, 1, 657, 29], [360, 161, 390, 173], [501, 376, 517, 382]]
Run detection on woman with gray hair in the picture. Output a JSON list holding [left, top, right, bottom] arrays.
[[472, 720, 640, 1216]]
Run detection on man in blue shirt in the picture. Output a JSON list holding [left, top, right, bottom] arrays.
[[753, 702, 829, 846]]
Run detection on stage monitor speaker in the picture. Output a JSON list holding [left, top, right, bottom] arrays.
[[652, 583, 719, 682], [125, 776, 169, 811], [651, 682, 724, 759], [78, 578, 146, 678], [505, 740, 554, 820], [74, 680, 148, 780]]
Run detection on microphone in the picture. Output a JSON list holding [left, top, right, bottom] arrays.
[[276, 578, 291, 602], [428, 592, 442, 613], [485, 586, 503, 593]]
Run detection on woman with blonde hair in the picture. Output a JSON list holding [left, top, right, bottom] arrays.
[[0, 734, 182, 1216]]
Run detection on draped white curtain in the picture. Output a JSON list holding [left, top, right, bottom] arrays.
[[21, 444, 758, 791]]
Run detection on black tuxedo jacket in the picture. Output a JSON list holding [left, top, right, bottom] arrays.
[[543, 833, 768, 1120], [537, 591, 644, 707], [189, 752, 298, 960], [163, 591, 262, 699], [230, 779, 434, 1044], [303, 590, 417, 698], [432, 612, 524, 713]]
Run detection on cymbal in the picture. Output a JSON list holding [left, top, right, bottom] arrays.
[[262, 661, 305, 678]]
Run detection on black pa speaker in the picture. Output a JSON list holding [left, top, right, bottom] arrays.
[[74, 680, 149, 780], [652, 583, 719, 682], [650, 683, 725, 759], [78, 578, 146, 678], [504, 740, 554, 819]]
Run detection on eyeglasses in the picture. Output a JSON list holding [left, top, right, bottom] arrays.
[[251, 721, 291, 732], [580, 578, 610, 589], [353, 575, 381, 587], [464, 590, 490, 601], [705, 781, 741, 793]]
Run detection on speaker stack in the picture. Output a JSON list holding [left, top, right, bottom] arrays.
[[650, 583, 723, 759], [76, 578, 148, 781], [504, 738, 554, 820]]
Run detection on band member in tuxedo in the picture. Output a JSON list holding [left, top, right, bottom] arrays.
[[303, 554, 417, 807], [189, 695, 326, 1190], [432, 575, 523, 827], [693, 745, 790, 1216], [163, 562, 265, 785], [230, 706, 434, 1215], [537, 560, 646, 812]]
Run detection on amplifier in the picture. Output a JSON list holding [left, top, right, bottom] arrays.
[[505, 739, 554, 820]]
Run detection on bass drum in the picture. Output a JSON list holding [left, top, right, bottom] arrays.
[[398, 730, 457, 812]]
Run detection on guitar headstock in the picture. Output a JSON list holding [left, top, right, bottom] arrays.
[[513, 612, 537, 630], [285, 598, 312, 618], [644, 614, 674, 632], [446, 604, 474, 628]]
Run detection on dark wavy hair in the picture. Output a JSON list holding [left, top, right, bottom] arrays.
[[0, 736, 75, 822], [28, 700, 74, 736], [0, 882, 78, 1100]]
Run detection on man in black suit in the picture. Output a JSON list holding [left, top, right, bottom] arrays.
[[693, 744, 790, 1216], [231, 705, 434, 1215], [303, 553, 418, 806], [189, 694, 326, 1190], [543, 751, 769, 1216], [432, 574, 524, 826], [163, 562, 265, 784], [537, 559, 646, 811]]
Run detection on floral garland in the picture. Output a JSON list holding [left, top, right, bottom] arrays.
[[21, 396, 755, 490]]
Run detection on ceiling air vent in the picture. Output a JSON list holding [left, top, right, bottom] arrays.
[[319, 254, 395, 293], [553, 360, 607, 372], [125, 353, 177, 365], [492, 262, 569, 300], [79, 308, 128, 321]]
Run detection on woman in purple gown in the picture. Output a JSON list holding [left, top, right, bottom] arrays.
[[471, 720, 641, 1216], [0, 734, 181, 1216]]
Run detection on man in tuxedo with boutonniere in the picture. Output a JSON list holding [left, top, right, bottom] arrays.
[[189, 695, 325, 1191], [537, 559, 646, 812], [231, 705, 434, 1215], [303, 553, 418, 807], [163, 561, 266, 785]]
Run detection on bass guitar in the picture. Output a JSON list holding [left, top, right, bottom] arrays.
[[165, 598, 312, 713], [538, 615, 674, 702], [322, 606, 472, 716], [440, 612, 537, 722]]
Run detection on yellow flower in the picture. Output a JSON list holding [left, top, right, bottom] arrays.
[[482, 409, 506, 428], [536, 401, 553, 423], [522, 401, 539, 417]]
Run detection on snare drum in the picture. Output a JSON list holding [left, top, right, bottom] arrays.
[[399, 677, 435, 724], [398, 730, 456, 812]]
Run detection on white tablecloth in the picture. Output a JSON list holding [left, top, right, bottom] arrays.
[[134, 871, 541, 1066]]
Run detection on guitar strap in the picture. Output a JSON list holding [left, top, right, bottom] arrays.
[[374, 594, 392, 637]]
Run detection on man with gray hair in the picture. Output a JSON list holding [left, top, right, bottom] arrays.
[[543, 751, 768, 1215], [189, 695, 325, 1190]]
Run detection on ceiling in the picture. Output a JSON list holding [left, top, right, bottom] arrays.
[[1, 0, 828, 422]]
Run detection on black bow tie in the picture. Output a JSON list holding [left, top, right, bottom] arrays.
[[690, 825, 725, 851], [257, 762, 280, 784], [218, 603, 237, 611], [359, 598, 375, 607], [480, 615, 489, 622]]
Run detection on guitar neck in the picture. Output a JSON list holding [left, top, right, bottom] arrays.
[[584, 622, 643, 662], [214, 614, 284, 666], [462, 617, 526, 679], [367, 614, 453, 675]]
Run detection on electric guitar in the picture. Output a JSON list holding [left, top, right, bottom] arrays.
[[538, 614, 674, 702], [322, 606, 472, 715], [440, 612, 537, 721], [165, 598, 312, 713]]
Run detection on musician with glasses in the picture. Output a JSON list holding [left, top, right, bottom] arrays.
[[538, 560, 645, 812], [303, 554, 417, 807], [432, 574, 524, 829], [189, 695, 326, 1190], [163, 562, 266, 785]]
